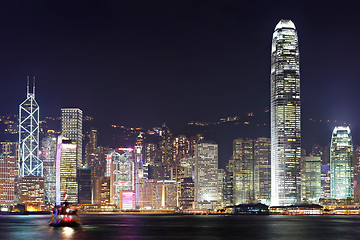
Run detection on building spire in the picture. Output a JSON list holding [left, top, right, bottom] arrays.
[[26, 76, 30, 95], [33, 76, 36, 97]]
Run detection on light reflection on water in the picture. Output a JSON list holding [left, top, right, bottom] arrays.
[[1, 215, 360, 240]]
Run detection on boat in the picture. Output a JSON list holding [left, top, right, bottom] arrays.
[[49, 201, 80, 227]]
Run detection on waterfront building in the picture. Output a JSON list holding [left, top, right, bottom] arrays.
[[270, 19, 301, 206], [18, 176, 44, 210], [142, 179, 177, 209], [233, 138, 254, 204], [0, 155, 16, 205], [218, 169, 225, 205], [321, 164, 331, 199], [77, 166, 92, 204], [57, 138, 78, 204], [301, 156, 321, 203], [254, 138, 271, 204], [354, 146, 360, 199], [194, 141, 218, 208], [107, 150, 134, 207], [39, 135, 57, 204], [61, 108, 83, 167], [330, 126, 353, 199], [179, 177, 194, 209], [100, 176, 110, 205]]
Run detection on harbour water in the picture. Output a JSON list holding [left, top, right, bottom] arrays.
[[1, 214, 360, 239]]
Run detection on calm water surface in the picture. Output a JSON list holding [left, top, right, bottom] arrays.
[[1, 214, 360, 240]]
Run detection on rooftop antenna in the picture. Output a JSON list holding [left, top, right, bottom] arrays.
[[26, 76, 30, 95], [33, 76, 36, 97]]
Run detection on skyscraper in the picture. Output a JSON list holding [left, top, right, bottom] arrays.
[[40, 135, 57, 205], [19, 79, 42, 177], [301, 156, 321, 203], [194, 141, 218, 209], [330, 126, 353, 199], [270, 19, 301, 206], [61, 108, 83, 167], [58, 138, 78, 204]]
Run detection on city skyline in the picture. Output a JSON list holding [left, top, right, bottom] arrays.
[[0, 1, 359, 136]]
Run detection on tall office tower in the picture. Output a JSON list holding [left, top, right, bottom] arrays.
[[0, 155, 15, 205], [254, 137, 271, 204], [233, 138, 255, 204], [18, 176, 44, 210], [77, 166, 92, 204], [172, 135, 191, 167], [353, 146, 360, 198], [1, 142, 18, 203], [301, 156, 321, 203], [141, 179, 177, 209], [107, 150, 134, 207], [18, 79, 43, 177], [217, 169, 225, 205], [223, 157, 234, 205], [57, 138, 78, 204], [194, 141, 218, 209], [270, 19, 301, 206], [321, 165, 331, 199], [330, 126, 354, 199], [61, 108, 83, 167], [159, 124, 173, 179], [179, 177, 195, 209], [39, 135, 57, 204], [84, 128, 98, 167], [134, 146, 144, 208]]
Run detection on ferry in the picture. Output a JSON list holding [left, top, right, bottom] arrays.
[[49, 195, 80, 227]]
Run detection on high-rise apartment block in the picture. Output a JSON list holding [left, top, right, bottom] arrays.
[[61, 108, 83, 167], [330, 126, 353, 199], [270, 19, 301, 206]]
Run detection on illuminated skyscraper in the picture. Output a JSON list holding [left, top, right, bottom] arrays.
[[39, 135, 57, 204], [233, 138, 254, 204], [270, 19, 301, 205], [107, 150, 134, 207], [194, 141, 218, 209], [254, 137, 271, 203], [57, 138, 78, 204], [61, 108, 83, 167], [18, 79, 43, 177], [0, 155, 15, 205], [330, 126, 353, 199], [301, 156, 321, 203]]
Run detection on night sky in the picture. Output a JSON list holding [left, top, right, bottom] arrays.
[[1, 1, 359, 144]]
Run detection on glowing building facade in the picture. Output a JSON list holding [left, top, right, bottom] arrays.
[[40, 136, 57, 204], [58, 138, 78, 204], [18, 79, 42, 177], [301, 156, 321, 203], [194, 141, 218, 208], [270, 19, 301, 205], [0, 155, 16, 205], [108, 150, 134, 207], [330, 126, 353, 199], [61, 108, 83, 167]]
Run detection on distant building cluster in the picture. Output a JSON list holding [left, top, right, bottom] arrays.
[[0, 20, 359, 212]]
